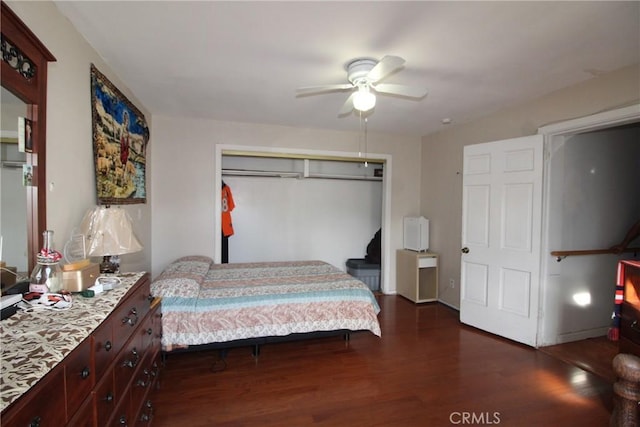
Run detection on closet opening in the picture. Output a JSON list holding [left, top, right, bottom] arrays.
[[214, 146, 392, 292]]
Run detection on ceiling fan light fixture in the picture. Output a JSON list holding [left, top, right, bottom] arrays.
[[352, 87, 376, 112]]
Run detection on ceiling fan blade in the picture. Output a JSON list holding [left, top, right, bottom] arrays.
[[367, 55, 405, 83], [373, 83, 428, 99], [296, 84, 354, 96], [338, 92, 356, 116]]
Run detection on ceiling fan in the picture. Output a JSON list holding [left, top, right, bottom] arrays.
[[296, 55, 428, 116]]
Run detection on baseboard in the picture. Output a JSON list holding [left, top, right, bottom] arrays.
[[548, 326, 610, 346], [437, 299, 460, 311]]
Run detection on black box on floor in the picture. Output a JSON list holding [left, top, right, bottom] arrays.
[[346, 258, 380, 292]]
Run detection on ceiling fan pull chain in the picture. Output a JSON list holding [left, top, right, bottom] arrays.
[[364, 117, 368, 168], [358, 111, 363, 158]]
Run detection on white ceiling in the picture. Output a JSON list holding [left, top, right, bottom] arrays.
[[53, 1, 640, 137]]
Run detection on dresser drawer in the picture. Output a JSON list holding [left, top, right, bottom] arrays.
[[140, 303, 161, 353], [108, 389, 134, 427], [135, 399, 154, 426], [131, 351, 154, 417], [621, 302, 640, 344], [418, 256, 437, 268], [114, 329, 144, 399], [2, 368, 66, 427], [112, 278, 152, 350], [93, 317, 115, 379], [95, 370, 117, 427], [65, 337, 94, 417], [66, 394, 95, 427]]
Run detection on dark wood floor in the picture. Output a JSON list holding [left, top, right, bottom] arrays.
[[150, 295, 614, 426], [540, 336, 618, 383]]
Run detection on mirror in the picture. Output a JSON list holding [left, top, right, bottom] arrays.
[[1, 2, 56, 276], [1, 87, 28, 274]]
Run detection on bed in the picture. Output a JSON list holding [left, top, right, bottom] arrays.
[[150, 256, 381, 353]]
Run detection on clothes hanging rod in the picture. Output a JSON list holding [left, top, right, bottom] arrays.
[[550, 247, 640, 262], [222, 169, 301, 178], [1, 160, 25, 169]]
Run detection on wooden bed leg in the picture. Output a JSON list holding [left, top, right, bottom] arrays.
[[344, 332, 351, 341], [211, 350, 228, 373], [252, 344, 261, 358]]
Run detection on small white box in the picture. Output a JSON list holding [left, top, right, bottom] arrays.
[[403, 216, 429, 252]]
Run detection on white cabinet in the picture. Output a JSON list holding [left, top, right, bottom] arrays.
[[396, 249, 438, 303]]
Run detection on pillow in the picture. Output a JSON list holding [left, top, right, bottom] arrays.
[[150, 277, 200, 298], [150, 256, 213, 298]]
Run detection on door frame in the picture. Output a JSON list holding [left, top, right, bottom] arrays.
[[537, 104, 640, 345], [214, 144, 393, 293]]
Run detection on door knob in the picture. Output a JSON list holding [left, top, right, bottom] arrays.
[[461, 247, 469, 254]]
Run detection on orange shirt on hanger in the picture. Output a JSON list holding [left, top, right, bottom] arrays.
[[222, 184, 235, 237]]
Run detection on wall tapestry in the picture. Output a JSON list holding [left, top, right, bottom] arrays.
[[90, 64, 149, 205]]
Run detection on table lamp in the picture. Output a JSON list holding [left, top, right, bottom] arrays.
[[81, 206, 142, 274]]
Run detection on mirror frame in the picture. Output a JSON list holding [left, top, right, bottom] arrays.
[[1, 2, 56, 273]]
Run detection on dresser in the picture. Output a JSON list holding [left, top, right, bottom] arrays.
[[0, 272, 162, 426], [619, 260, 640, 357]]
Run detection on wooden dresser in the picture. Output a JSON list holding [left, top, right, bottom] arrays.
[[619, 260, 640, 357], [0, 272, 162, 426]]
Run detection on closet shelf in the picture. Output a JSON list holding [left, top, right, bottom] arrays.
[[307, 173, 381, 181], [221, 169, 381, 181]]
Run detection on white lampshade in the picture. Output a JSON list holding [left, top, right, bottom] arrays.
[[353, 87, 376, 112], [80, 206, 143, 257]]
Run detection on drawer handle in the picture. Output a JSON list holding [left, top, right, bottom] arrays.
[[29, 416, 42, 427], [139, 400, 154, 423], [119, 415, 128, 425], [105, 340, 112, 351], [80, 367, 91, 379], [147, 294, 154, 302], [147, 328, 153, 336], [103, 392, 114, 402], [136, 378, 148, 387], [122, 308, 139, 327], [632, 320, 640, 333], [123, 348, 139, 368]]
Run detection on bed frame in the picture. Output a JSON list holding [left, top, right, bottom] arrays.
[[153, 256, 382, 368]]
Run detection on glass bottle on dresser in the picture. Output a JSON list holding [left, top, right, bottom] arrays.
[[29, 230, 63, 293]]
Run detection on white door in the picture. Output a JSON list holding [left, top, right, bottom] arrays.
[[460, 135, 543, 347]]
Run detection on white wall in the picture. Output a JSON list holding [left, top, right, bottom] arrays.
[[7, 1, 152, 273], [540, 124, 640, 345], [421, 63, 640, 310], [150, 115, 422, 289]]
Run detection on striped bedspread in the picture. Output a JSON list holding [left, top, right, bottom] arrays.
[[151, 256, 381, 350]]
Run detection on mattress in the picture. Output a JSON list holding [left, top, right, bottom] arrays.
[[151, 256, 381, 350]]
